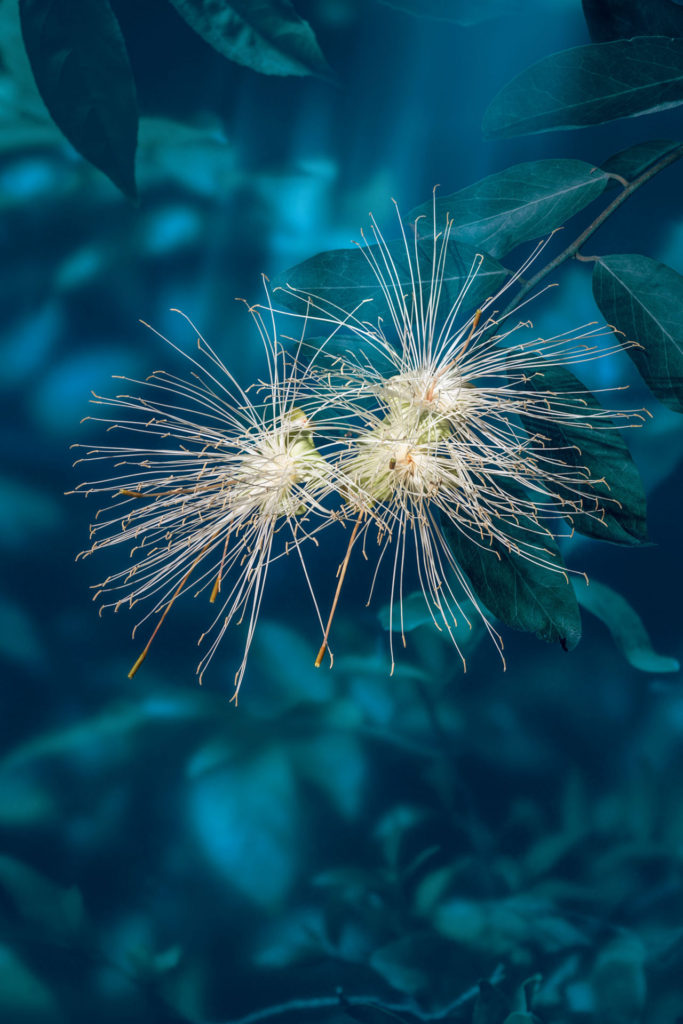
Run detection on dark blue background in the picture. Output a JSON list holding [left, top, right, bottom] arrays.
[[1, 2, 682, 1022]]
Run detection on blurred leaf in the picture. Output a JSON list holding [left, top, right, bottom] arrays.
[[249, 620, 335, 712], [0, 768, 54, 826], [0, 596, 46, 669], [510, 974, 542, 1014], [374, 805, 428, 870], [433, 894, 586, 955], [19, 0, 138, 197], [377, 0, 517, 25], [483, 37, 683, 138], [253, 907, 326, 968], [274, 237, 508, 327], [167, 0, 331, 77], [592, 253, 683, 412], [573, 577, 679, 673], [189, 749, 299, 907], [369, 934, 431, 994], [0, 475, 62, 549], [442, 487, 581, 650], [0, 854, 86, 939], [136, 116, 239, 196], [0, 944, 61, 1022], [601, 138, 682, 188], [473, 980, 510, 1024], [2, 692, 218, 769], [592, 934, 647, 1021], [521, 361, 648, 545], [379, 590, 475, 634], [292, 732, 365, 817], [582, 0, 683, 41], [410, 160, 609, 258]]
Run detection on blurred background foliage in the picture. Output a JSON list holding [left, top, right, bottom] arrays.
[[1, 0, 683, 1022]]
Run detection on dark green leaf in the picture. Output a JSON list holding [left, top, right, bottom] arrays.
[[19, 0, 138, 197], [273, 238, 509, 326], [410, 160, 609, 258], [602, 138, 682, 188], [522, 361, 648, 545], [573, 577, 679, 673], [592, 253, 683, 412], [167, 0, 331, 77], [377, 0, 517, 25], [582, 0, 683, 42], [441, 484, 581, 649], [483, 37, 683, 139]]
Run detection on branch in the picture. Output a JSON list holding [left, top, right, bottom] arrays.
[[501, 142, 683, 316], [216, 966, 505, 1024]]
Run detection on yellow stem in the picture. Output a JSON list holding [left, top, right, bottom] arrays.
[[314, 511, 364, 669]]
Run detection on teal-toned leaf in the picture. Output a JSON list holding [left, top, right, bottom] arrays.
[[522, 361, 647, 545], [377, 0, 517, 25], [189, 750, 299, 907], [601, 139, 682, 188], [378, 591, 484, 659], [510, 975, 542, 1015], [572, 577, 679, 673], [592, 935, 647, 1020], [473, 980, 510, 1024], [442, 487, 581, 649], [2, 691, 219, 770], [592, 253, 683, 412], [0, 855, 86, 938], [0, 945, 61, 1022], [274, 238, 509, 327], [19, 0, 138, 197], [483, 37, 683, 139], [410, 160, 609, 258], [167, 0, 331, 78], [0, 769, 55, 827], [582, 0, 683, 42]]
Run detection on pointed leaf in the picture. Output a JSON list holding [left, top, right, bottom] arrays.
[[19, 0, 138, 197], [410, 160, 609, 258], [441, 486, 581, 649], [167, 0, 331, 77], [273, 238, 509, 326], [601, 138, 682, 188], [573, 577, 679, 673], [592, 253, 683, 412], [582, 0, 683, 42], [522, 361, 648, 545], [483, 37, 683, 138]]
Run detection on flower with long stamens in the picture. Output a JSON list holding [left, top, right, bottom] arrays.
[[72, 298, 337, 701], [274, 199, 646, 670]]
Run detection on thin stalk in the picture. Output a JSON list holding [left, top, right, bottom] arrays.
[[314, 510, 364, 668], [501, 142, 683, 317]]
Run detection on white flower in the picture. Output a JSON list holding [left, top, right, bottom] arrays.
[[276, 199, 645, 670], [72, 298, 336, 700]]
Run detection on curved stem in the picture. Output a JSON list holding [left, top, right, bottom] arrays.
[[501, 142, 683, 316]]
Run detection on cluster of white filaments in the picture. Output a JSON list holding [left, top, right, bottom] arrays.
[[73, 304, 336, 700], [73, 200, 645, 696], [275, 199, 645, 671]]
